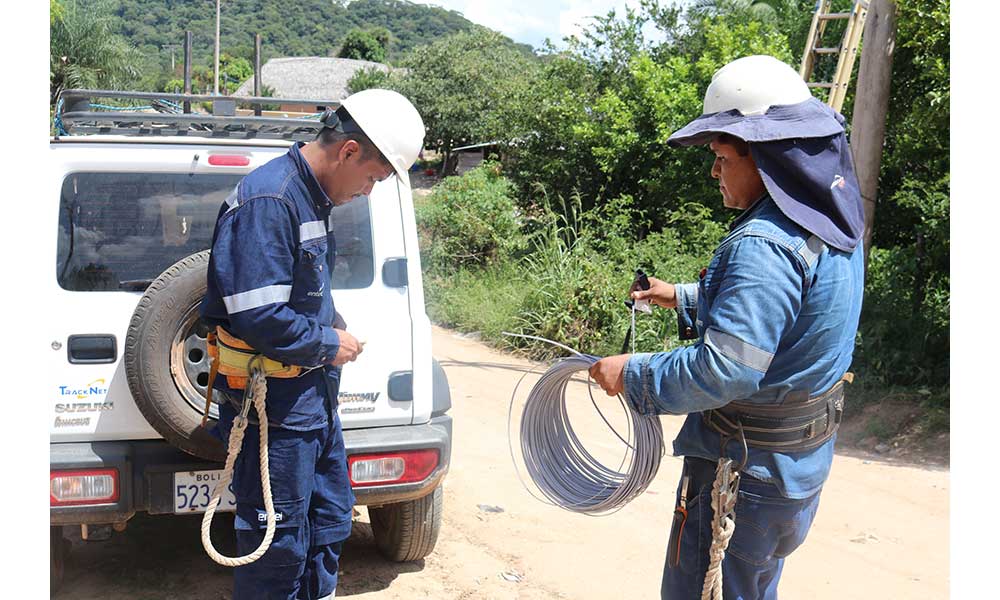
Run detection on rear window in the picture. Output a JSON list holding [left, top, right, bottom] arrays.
[[57, 172, 375, 291]]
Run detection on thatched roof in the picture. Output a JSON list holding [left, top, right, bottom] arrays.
[[233, 57, 392, 101]]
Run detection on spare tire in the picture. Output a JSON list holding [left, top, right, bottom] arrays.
[[124, 251, 225, 461]]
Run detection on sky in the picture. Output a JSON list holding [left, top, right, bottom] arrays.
[[412, 0, 665, 50]]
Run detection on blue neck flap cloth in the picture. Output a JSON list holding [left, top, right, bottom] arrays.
[[667, 96, 865, 252]]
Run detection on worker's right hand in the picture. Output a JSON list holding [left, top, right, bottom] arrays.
[[331, 329, 364, 366], [630, 276, 677, 309]]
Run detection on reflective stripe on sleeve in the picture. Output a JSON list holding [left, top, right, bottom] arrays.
[[222, 285, 292, 314], [704, 327, 774, 373], [300, 220, 327, 243], [798, 235, 826, 267]]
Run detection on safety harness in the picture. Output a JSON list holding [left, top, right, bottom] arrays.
[[703, 373, 852, 453], [694, 374, 853, 599], [199, 328, 309, 567]]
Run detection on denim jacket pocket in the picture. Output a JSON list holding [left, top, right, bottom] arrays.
[[292, 239, 329, 309]]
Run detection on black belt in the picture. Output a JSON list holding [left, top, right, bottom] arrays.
[[703, 376, 850, 453]]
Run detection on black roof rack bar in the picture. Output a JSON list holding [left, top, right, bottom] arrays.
[[54, 89, 344, 141]]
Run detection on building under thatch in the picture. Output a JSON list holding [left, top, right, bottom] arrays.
[[233, 57, 394, 112]]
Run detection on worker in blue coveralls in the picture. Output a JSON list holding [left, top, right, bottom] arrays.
[[589, 55, 866, 599], [199, 89, 425, 600]]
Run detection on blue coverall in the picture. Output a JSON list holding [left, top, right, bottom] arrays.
[[623, 194, 865, 599], [200, 143, 355, 600]]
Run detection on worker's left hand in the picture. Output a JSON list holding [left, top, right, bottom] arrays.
[[588, 354, 630, 396]]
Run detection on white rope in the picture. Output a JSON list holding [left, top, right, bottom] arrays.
[[201, 364, 277, 566], [701, 459, 740, 600]]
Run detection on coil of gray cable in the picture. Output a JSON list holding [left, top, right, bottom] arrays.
[[505, 333, 665, 515]]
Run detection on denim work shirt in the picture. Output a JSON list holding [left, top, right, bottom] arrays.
[[623, 194, 865, 498], [200, 143, 342, 431]]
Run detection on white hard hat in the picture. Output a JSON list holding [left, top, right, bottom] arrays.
[[340, 88, 425, 187], [702, 55, 811, 116]]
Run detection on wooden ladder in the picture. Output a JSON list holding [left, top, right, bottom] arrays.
[[799, 0, 870, 113]]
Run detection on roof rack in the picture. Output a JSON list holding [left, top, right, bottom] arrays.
[[54, 89, 342, 142]]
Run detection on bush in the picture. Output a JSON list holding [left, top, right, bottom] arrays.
[[415, 163, 525, 273], [420, 183, 721, 360]]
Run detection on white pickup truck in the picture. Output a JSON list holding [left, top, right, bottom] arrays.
[[48, 90, 452, 590]]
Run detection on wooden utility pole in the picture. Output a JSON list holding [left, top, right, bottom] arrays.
[[849, 0, 897, 270]]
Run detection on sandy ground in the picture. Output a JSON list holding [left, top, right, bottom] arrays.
[[53, 326, 949, 599]]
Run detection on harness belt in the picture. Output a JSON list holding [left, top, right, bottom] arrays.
[[702, 374, 852, 453], [207, 327, 303, 390], [200, 327, 310, 428]]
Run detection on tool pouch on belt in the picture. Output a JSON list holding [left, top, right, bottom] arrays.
[[702, 374, 852, 452], [206, 327, 304, 391]]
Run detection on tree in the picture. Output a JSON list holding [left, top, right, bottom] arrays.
[[337, 28, 387, 63], [852, 0, 950, 387], [506, 5, 795, 224], [220, 53, 253, 94], [395, 29, 541, 175], [51, 0, 63, 25], [50, 0, 143, 103], [346, 66, 393, 94]]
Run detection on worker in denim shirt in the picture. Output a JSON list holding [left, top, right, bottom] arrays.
[[200, 89, 424, 600], [590, 56, 866, 599]]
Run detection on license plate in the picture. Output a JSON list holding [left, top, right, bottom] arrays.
[[173, 470, 237, 514]]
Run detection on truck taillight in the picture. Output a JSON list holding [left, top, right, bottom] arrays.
[[348, 449, 439, 487], [50, 469, 119, 506]]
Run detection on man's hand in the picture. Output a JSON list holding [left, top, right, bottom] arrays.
[[589, 354, 630, 396], [630, 276, 677, 309], [330, 329, 364, 366]]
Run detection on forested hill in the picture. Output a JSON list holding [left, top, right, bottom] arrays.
[[112, 0, 528, 71]]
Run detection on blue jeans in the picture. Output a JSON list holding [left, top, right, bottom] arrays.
[[217, 402, 355, 600], [662, 457, 822, 600]]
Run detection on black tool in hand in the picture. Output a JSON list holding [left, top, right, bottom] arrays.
[[621, 269, 651, 354]]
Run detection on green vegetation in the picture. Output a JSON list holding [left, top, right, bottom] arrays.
[[346, 67, 392, 95], [49, 0, 949, 425], [409, 0, 950, 422], [418, 163, 718, 359], [81, 0, 530, 95], [337, 27, 390, 63], [417, 163, 525, 271], [397, 30, 540, 173], [50, 0, 143, 103]]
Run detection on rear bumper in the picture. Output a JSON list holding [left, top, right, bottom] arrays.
[[50, 414, 452, 525], [345, 414, 452, 507]]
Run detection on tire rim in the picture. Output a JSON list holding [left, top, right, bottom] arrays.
[[170, 302, 218, 420]]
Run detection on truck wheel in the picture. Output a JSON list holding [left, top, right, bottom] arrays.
[[124, 251, 225, 461], [51, 526, 69, 593], [369, 485, 443, 562]]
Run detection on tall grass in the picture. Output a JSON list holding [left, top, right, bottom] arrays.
[[417, 164, 720, 359]]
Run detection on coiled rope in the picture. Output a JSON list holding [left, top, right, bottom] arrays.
[[504, 329, 664, 515], [701, 458, 740, 599], [200, 359, 277, 566]]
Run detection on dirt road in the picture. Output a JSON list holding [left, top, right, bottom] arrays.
[[54, 326, 949, 599]]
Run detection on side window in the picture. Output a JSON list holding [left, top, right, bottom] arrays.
[[328, 196, 375, 289], [57, 172, 243, 291]]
